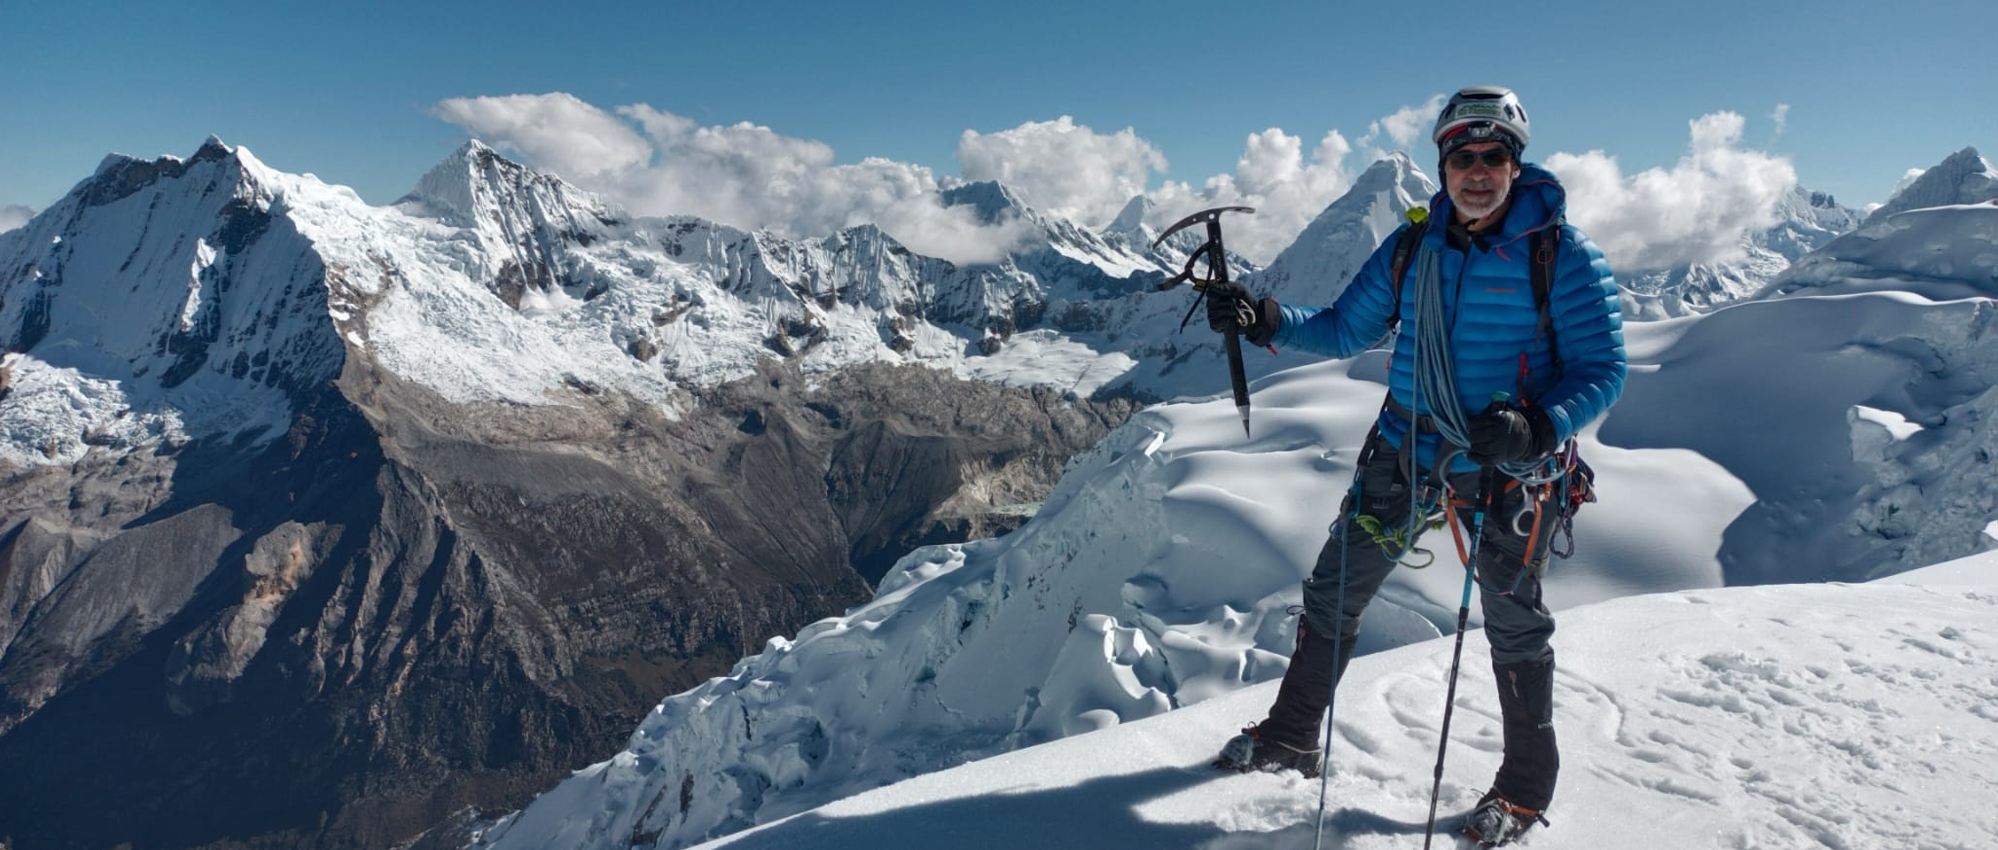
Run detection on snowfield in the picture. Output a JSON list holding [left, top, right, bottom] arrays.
[[692, 552, 1998, 850]]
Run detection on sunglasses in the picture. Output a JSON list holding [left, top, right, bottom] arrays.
[[1446, 148, 1514, 170]]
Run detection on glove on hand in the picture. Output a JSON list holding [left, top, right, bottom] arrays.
[[1203, 281, 1282, 347], [1465, 405, 1557, 466]]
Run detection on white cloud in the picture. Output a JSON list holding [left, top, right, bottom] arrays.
[[432, 94, 652, 180], [1770, 103, 1791, 138], [1141, 128, 1357, 264], [956, 117, 1167, 229], [0, 204, 32, 233], [1358, 94, 1447, 163], [1544, 112, 1797, 271], [434, 95, 1032, 265]]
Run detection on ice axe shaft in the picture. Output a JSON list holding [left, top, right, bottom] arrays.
[[1152, 206, 1256, 438]]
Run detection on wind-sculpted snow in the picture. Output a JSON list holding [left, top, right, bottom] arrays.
[[1766, 203, 1998, 300], [471, 353, 1748, 850], [689, 553, 1998, 850]]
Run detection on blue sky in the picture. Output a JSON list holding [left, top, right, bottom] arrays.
[[4, 0, 1992, 263]]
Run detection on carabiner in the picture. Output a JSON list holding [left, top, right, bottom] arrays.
[[1509, 498, 1537, 537]]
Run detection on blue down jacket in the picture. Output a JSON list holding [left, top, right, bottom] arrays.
[[1272, 163, 1626, 474]]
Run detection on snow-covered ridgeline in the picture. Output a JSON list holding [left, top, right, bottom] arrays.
[[1766, 203, 1998, 300], [0, 139, 340, 466], [2, 139, 1222, 467]]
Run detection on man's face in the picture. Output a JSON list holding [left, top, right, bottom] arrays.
[[1445, 141, 1522, 225]]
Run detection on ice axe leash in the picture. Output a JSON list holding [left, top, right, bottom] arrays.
[[1152, 205, 1257, 438]]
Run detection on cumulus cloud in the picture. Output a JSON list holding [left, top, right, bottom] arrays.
[[434, 95, 1031, 265], [0, 204, 32, 233], [1140, 128, 1357, 264], [956, 116, 1167, 229], [1770, 103, 1791, 139], [1358, 94, 1447, 163], [1544, 112, 1797, 271]]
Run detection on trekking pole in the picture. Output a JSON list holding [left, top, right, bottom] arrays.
[[1421, 454, 1496, 849], [1311, 476, 1363, 850]]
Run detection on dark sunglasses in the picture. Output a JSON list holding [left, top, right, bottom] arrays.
[[1446, 148, 1514, 170]]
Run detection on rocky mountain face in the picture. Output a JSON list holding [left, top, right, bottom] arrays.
[[0, 141, 1145, 850]]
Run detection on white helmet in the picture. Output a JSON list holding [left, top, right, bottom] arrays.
[[1433, 86, 1530, 154]]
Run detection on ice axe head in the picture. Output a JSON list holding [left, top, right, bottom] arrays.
[[1151, 206, 1255, 291]]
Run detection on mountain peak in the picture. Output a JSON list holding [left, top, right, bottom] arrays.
[[398, 140, 620, 228], [78, 137, 271, 211], [1103, 195, 1154, 241], [940, 180, 1031, 226], [1352, 151, 1426, 193], [1245, 153, 1436, 302], [1863, 146, 1998, 226]]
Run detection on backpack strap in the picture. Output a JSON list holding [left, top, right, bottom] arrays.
[[1384, 215, 1430, 333], [1529, 224, 1562, 380]]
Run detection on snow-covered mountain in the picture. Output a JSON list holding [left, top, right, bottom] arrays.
[[1859, 146, 1997, 226], [0, 139, 1237, 850], [1243, 152, 1436, 307], [1620, 147, 1992, 321], [465, 164, 1998, 850], [1618, 184, 1864, 320]]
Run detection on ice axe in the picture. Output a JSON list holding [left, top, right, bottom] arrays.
[[1153, 205, 1257, 438]]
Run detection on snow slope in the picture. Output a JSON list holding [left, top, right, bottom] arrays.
[[469, 171, 1998, 850], [691, 551, 1998, 850]]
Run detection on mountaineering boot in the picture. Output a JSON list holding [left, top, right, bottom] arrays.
[[1213, 723, 1323, 777], [1214, 621, 1355, 777], [1462, 790, 1550, 847]]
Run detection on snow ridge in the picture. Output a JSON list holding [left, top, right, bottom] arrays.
[[0, 140, 340, 465]]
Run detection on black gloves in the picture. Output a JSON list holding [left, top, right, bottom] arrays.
[[1465, 405, 1558, 466], [1204, 281, 1282, 348]]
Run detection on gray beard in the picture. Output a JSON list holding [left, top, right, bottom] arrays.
[[1451, 183, 1510, 224]]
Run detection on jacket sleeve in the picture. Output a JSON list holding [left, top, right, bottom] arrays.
[[1269, 224, 1407, 358], [1537, 226, 1626, 442]]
